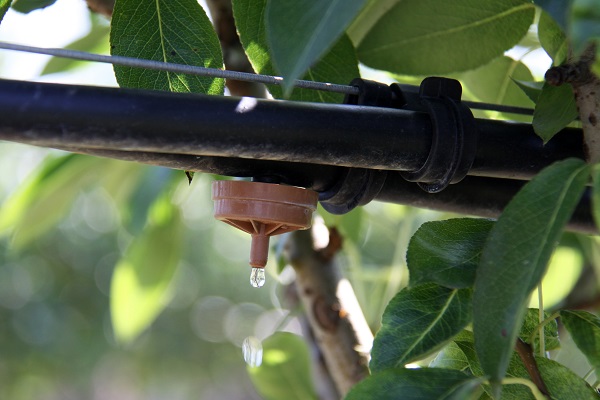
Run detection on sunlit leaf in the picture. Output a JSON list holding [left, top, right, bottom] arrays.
[[110, 194, 183, 344], [473, 159, 590, 393], [11, 0, 54, 13], [533, 83, 578, 143], [0, 154, 106, 249], [529, 246, 584, 309], [346, 0, 401, 46], [41, 14, 110, 76], [357, 0, 535, 75], [538, 11, 568, 64], [110, 0, 224, 94], [248, 332, 318, 400], [345, 368, 473, 400], [429, 341, 471, 371], [407, 218, 494, 289], [519, 308, 560, 352], [265, 0, 366, 95], [233, 0, 359, 103], [460, 56, 534, 109], [370, 284, 472, 371], [560, 310, 600, 376], [0, 0, 11, 23], [121, 167, 177, 235]]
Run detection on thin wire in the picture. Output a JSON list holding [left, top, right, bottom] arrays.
[[0, 41, 536, 115], [0, 41, 361, 96]]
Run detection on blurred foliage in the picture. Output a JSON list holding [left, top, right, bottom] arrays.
[[1, 0, 600, 398]]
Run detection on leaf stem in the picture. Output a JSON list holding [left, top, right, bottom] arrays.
[[502, 377, 549, 400], [538, 284, 545, 357], [583, 366, 595, 381], [527, 311, 560, 345]]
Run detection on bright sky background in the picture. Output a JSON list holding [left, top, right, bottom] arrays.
[[0, 0, 116, 86]]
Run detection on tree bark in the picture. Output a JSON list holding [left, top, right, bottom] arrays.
[[546, 44, 600, 163], [285, 227, 373, 397], [204, 0, 266, 97]]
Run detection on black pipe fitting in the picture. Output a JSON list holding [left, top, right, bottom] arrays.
[[399, 77, 478, 193]]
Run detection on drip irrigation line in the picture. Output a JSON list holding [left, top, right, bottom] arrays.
[[0, 41, 536, 116], [0, 41, 360, 95]]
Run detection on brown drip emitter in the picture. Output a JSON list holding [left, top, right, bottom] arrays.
[[212, 180, 319, 287]]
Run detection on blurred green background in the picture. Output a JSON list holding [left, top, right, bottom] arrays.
[[0, 1, 598, 398]]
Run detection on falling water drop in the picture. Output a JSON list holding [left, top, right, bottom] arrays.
[[250, 267, 266, 288], [242, 336, 263, 367]]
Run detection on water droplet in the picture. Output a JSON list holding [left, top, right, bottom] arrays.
[[242, 336, 263, 367], [250, 267, 265, 288]]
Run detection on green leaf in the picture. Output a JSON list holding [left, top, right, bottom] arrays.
[[11, 0, 54, 13], [535, 357, 599, 399], [407, 218, 494, 289], [440, 331, 576, 400], [593, 165, 600, 230], [110, 0, 224, 94], [513, 80, 544, 104], [473, 158, 590, 390], [519, 309, 560, 352], [265, 0, 366, 95], [41, 14, 110, 76], [533, 83, 579, 142], [429, 341, 471, 371], [560, 310, 600, 376], [534, 0, 573, 31], [345, 368, 473, 400], [460, 56, 534, 108], [371, 284, 472, 371], [233, 0, 359, 103], [346, 0, 401, 46], [0, 154, 106, 249], [110, 194, 183, 344], [0, 0, 11, 24], [357, 0, 535, 75], [248, 332, 318, 400], [538, 11, 568, 64], [571, 0, 600, 55], [445, 378, 487, 400]]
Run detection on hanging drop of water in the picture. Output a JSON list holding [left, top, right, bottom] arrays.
[[250, 267, 266, 288], [242, 336, 263, 367]]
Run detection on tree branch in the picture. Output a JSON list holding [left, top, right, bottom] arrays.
[[84, 0, 114, 17], [204, 0, 265, 97], [546, 44, 600, 163], [285, 227, 372, 397], [515, 338, 550, 398]]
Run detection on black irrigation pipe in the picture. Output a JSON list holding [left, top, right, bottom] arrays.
[[0, 78, 594, 234]]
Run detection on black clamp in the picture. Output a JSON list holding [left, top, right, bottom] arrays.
[[318, 79, 399, 215], [400, 77, 478, 193], [319, 77, 478, 214]]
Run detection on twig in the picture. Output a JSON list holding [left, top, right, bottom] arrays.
[[546, 44, 600, 163], [204, 0, 265, 97], [84, 0, 114, 17], [515, 338, 550, 397], [285, 228, 372, 396], [538, 284, 546, 358]]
